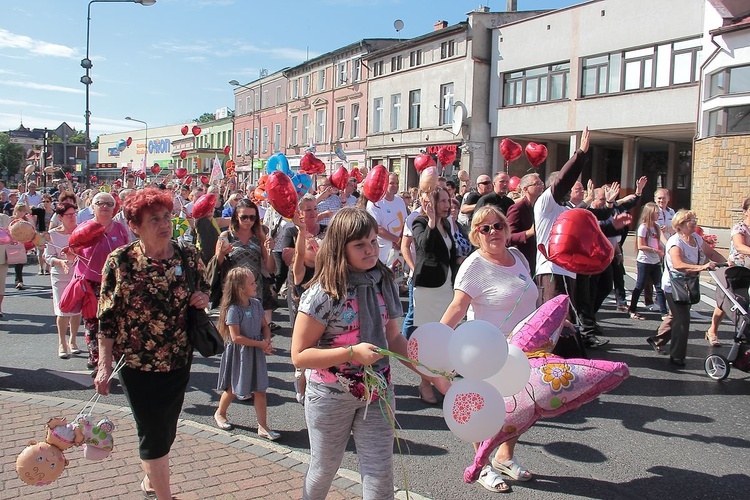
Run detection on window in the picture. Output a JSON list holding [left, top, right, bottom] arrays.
[[623, 47, 655, 91], [246, 96, 253, 113], [390, 94, 401, 131], [237, 131, 243, 153], [275, 85, 281, 105], [709, 64, 750, 98], [245, 130, 251, 154], [352, 58, 362, 82], [315, 108, 326, 143], [291, 116, 298, 146], [262, 89, 268, 108], [504, 63, 570, 105], [439, 83, 454, 126], [441, 40, 455, 59], [409, 50, 422, 67], [302, 114, 309, 144], [337, 106, 345, 139], [253, 129, 259, 154], [274, 124, 281, 153], [236, 99, 243, 115], [373, 97, 383, 133], [302, 75, 310, 96], [391, 55, 402, 72], [262, 127, 268, 153], [351, 103, 360, 138], [707, 105, 750, 136], [291, 79, 299, 99], [373, 61, 384, 77], [318, 69, 326, 91], [408, 90, 421, 129], [337, 62, 347, 85]]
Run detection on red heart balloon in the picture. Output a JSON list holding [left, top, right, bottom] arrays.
[[414, 154, 436, 174], [223, 145, 231, 156], [136, 171, 146, 180], [330, 165, 349, 191], [508, 176, 521, 192], [184, 175, 193, 185], [352, 167, 363, 184], [112, 193, 121, 214], [200, 175, 209, 185], [299, 152, 315, 174], [543, 209, 614, 275], [525, 142, 548, 168], [151, 164, 161, 174], [175, 167, 188, 179], [65, 172, 72, 180], [179, 151, 187, 159], [126, 137, 132, 146], [192, 125, 201, 137], [437, 147, 457, 167], [69, 220, 106, 250], [266, 171, 298, 218], [181, 125, 189, 136], [500, 138, 522, 163], [363, 165, 389, 202], [90, 175, 97, 183], [192, 193, 216, 220]]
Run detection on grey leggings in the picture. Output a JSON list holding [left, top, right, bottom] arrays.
[[303, 389, 395, 500]]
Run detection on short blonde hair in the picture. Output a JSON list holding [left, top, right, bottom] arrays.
[[672, 209, 696, 231], [470, 206, 510, 247]]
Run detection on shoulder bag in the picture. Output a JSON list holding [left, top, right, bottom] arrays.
[[668, 236, 701, 305], [177, 242, 225, 358], [6, 242, 28, 265]]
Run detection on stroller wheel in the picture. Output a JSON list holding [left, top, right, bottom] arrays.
[[704, 354, 730, 380]]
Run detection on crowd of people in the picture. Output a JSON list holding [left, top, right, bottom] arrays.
[[3, 129, 742, 497]]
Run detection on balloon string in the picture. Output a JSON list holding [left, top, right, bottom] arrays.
[[373, 348, 455, 380], [497, 280, 533, 335], [77, 354, 125, 419]]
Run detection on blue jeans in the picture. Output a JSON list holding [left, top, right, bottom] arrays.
[[630, 261, 667, 314], [402, 280, 416, 339]]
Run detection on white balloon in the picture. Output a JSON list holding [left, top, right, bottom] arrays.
[[443, 379, 505, 443], [407, 322, 454, 377], [484, 345, 531, 397], [448, 320, 509, 380]]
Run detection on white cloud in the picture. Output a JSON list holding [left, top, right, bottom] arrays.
[[0, 29, 77, 59], [0, 112, 134, 136], [0, 80, 103, 96], [0, 99, 52, 108], [237, 44, 313, 62]]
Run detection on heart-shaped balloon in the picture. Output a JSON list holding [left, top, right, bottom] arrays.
[[179, 151, 187, 160], [500, 138, 522, 163], [223, 145, 231, 156], [253, 187, 266, 203], [437, 147, 457, 167], [151, 164, 161, 174], [90, 175, 97, 183], [330, 166, 349, 190], [117, 140, 127, 152], [266, 171, 298, 218], [266, 153, 290, 175], [542, 209, 614, 275], [419, 166, 438, 193], [65, 172, 72, 180], [175, 167, 188, 179], [136, 171, 146, 180], [352, 167, 364, 184], [192, 125, 201, 136], [200, 175, 209, 185], [508, 176, 521, 192], [525, 142, 548, 168], [192, 193, 216, 219], [181, 125, 189, 136], [126, 137, 132, 146], [299, 152, 315, 174], [363, 165, 389, 202], [414, 154, 436, 174], [184, 175, 193, 185], [69, 220, 106, 250], [257, 174, 268, 190]]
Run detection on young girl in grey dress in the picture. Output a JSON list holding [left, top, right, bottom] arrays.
[[214, 267, 280, 440]]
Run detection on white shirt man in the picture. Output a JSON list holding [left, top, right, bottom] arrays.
[[19, 182, 42, 207], [654, 188, 675, 242], [366, 173, 407, 263]]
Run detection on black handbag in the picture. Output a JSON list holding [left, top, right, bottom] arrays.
[[668, 237, 702, 305], [177, 243, 225, 357]]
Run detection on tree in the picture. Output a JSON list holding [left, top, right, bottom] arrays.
[[0, 133, 25, 180], [194, 112, 216, 124], [48, 129, 86, 144]]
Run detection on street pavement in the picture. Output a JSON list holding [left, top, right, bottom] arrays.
[[1, 245, 750, 499]]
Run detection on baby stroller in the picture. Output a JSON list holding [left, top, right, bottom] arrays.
[[704, 266, 750, 380]]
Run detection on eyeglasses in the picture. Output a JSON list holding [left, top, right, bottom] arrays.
[[239, 214, 257, 222], [530, 181, 544, 187], [686, 218, 698, 223], [63, 212, 76, 217], [477, 181, 492, 186], [476, 222, 505, 234], [94, 201, 115, 208], [42, 200, 52, 203]]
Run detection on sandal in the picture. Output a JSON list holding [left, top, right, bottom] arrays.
[[258, 427, 281, 441], [478, 465, 511, 493], [705, 332, 722, 347], [418, 383, 438, 405], [69, 343, 81, 355], [492, 457, 533, 482], [213, 412, 233, 431], [629, 312, 646, 320], [140, 477, 156, 499], [58, 346, 70, 360]]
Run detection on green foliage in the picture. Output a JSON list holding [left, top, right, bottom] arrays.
[[48, 130, 86, 144], [0, 133, 25, 180], [194, 112, 216, 123]]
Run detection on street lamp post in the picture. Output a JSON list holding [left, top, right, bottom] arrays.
[[81, 0, 156, 187], [229, 68, 267, 184], [125, 116, 148, 177]]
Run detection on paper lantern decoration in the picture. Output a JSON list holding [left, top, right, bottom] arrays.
[[448, 320, 509, 381], [508, 176, 521, 192], [117, 139, 127, 152], [330, 165, 349, 190], [181, 125, 189, 136], [525, 142, 548, 168], [0, 227, 12, 245], [151, 164, 161, 174], [500, 138, 522, 163], [200, 175, 209, 185], [407, 322, 454, 377], [223, 145, 231, 156], [437, 147, 457, 167], [443, 379, 506, 443], [69, 220, 106, 250], [414, 154, 436, 174], [174, 167, 188, 179], [541, 209, 614, 275], [363, 165, 389, 203], [179, 151, 187, 160], [419, 166, 438, 193], [9, 220, 36, 243], [266, 171, 298, 218], [126, 137, 133, 146], [192, 193, 216, 220], [192, 125, 201, 136]]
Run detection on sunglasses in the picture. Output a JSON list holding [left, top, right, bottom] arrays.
[[476, 222, 505, 234], [239, 214, 257, 222], [94, 201, 115, 208], [477, 181, 492, 186]]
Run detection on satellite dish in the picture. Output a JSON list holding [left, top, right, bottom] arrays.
[[452, 101, 465, 136], [394, 19, 404, 32]]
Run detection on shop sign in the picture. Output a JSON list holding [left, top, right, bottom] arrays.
[[107, 147, 121, 157], [148, 138, 171, 154], [426, 144, 458, 154]]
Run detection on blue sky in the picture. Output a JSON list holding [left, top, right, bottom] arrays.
[[1, 0, 575, 140]]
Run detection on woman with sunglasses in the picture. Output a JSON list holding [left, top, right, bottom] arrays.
[[440, 205, 538, 493], [216, 199, 276, 327], [44, 202, 82, 359]]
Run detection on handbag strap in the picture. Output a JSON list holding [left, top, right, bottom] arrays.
[[667, 234, 702, 275]]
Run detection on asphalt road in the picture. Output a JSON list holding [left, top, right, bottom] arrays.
[[2, 267, 750, 500]]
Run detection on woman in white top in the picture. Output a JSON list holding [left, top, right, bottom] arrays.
[[628, 202, 668, 319], [648, 210, 725, 365], [441, 206, 537, 493]]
